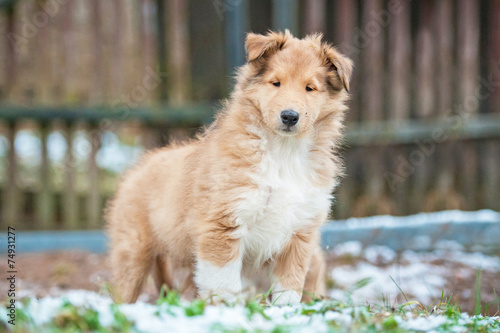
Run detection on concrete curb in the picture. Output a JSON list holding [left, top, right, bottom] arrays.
[[1, 211, 499, 254]]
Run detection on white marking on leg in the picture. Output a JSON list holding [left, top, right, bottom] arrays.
[[272, 281, 301, 306], [195, 257, 242, 303]]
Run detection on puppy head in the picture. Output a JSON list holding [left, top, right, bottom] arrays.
[[240, 30, 353, 137]]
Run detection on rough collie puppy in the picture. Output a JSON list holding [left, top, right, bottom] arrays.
[[106, 30, 353, 305]]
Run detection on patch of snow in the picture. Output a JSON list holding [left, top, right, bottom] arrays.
[[400, 250, 439, 264], [401, 249, 500, 273], [329, 244, 500, 308], [4, 289, 499, 332], [409, 235, 432, 251], [434, 239, 465, 252], [323, 310, 352, 327], [332, 241, 362, 257], [333, 210, 500, 229], [400, 315, 448, 331], [330, 261, 448, 305], [23, 296, 66, 326], [364, 245, 396, 264], [444, 251, 500, 272]]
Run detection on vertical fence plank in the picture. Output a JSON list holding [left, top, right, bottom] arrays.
[[410, 0, 435, 212], [387, 0, 411, 214], [483, 142, 500, 211], [63, 122, 78, 229], [272, 0, 299, 34], [388, 2, 410, 122], [72, 0, 88, 102], [483, 1, 500, 211], [87, 124, 102, 229], [460, 141, 479, 210], [436, 0, 453, 117], [37, 122, 54, 229], [188, 0, 227, 101], [35, 1, 50, 103], [156, 0, 168, 102], [140, 0, 157, 71], [3, 122, 19, 228], [61, 0, 74, 102], [111, 0, 124, 99], [303, 0, 325, 34], [360, 0, 384, 123], [357, 0, 392, 217], [457, 0, 480, 108], [90, 0, 104, 103], [137, 0, 158, 105], [335, 149, 359, 219], [488, 0, 500, 113], [456, 0, 480, 211], [431, 0, 463, 211], [4, 4, 16, 99], [167, 0, 191, 104], [24, 2, 37, 104], [335, 0, 359, 124], [51, 0, 64, 101], [414, 0, 436, 119], [333, 0, 358, 218], [225, 0, 249, 77], [49, 1, 63, 102]]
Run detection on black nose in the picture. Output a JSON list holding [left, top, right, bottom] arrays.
[[280, 110, 299, 127]]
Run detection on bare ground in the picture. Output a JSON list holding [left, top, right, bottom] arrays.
[[1, 250, 499, 316]]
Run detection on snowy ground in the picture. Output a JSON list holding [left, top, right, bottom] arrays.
[[328, 242, 500, 307], [3, 241, 499, 313], [1, 289, 499, 332], [1, 210, 499, 331], [2, 244, 499, 332]]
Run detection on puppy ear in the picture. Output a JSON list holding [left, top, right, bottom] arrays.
[[245, 30, 289, 62], [322, 45, 354, 92]]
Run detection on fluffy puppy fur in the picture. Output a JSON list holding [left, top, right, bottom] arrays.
[[106, 30, 353, 305]]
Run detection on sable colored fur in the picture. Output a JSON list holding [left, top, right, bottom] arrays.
[[106, 30, 353, 305]]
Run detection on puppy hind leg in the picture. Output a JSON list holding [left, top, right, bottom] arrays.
[[110, 234, 154, 303], [152, 254, 175, 297], [181, 270, 197, 301]]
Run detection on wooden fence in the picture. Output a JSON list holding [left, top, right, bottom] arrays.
[[0, 0, 499, 230]]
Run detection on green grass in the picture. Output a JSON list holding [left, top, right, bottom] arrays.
[[2, 281, 500, 333]]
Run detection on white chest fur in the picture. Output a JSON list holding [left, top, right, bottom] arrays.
[[234, 135, 332, 268]]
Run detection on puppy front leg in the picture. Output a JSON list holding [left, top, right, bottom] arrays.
[[271, 231, 314, 306], [194, 232, 242, 303]]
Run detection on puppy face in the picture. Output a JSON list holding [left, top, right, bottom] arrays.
[[242, 31, 353, 137]]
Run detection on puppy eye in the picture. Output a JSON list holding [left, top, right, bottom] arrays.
[[306, 86, 314, 92], [272, 82, 281, 87]]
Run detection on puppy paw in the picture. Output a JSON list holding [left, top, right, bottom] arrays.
[[199, 290, 240, 305], [212, 292, 239, 305], [272, 290, 301, 306]]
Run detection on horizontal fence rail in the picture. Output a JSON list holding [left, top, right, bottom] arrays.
[[0, 106, 499, 230], [2, 106, 500, 144], [0, 104, 216, 125]]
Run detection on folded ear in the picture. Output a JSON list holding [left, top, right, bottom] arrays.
[[245, 30, 290, 62], [322, 45, 354, 92]]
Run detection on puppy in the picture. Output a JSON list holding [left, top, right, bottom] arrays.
[[106, 30, 353, 305]]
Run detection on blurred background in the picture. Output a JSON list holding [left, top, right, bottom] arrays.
[[0, 0, 499, 231]]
